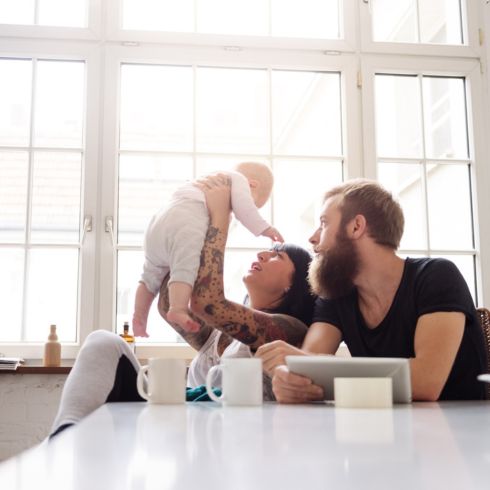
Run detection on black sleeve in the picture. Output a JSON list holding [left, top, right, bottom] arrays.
[[312, 297, 342, 328], [415, 258, 475, 318]]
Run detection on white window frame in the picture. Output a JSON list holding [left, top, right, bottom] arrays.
[[0, 38, 100, 358], [0, 0, 101, 40], [359, 0, 481, 58], [98, 44, 362, 360], [104, 0, 359, 53], [1, 0, 489, 359], [360, 55, 490, 307]]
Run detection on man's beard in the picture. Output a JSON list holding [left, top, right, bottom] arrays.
[[308, 229, 359, 300]]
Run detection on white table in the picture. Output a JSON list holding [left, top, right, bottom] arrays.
[[1, 401, 490, 490]]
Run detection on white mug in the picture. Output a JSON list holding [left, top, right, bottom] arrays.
[[205, 358, 263, 406], [137, 358, 186, 404]]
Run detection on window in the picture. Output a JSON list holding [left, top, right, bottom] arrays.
[[0, 0, 488, 358], [0, 0, 88, 27], [121, 0, 341, 39], [115, 65, 344, 342], [371, 0, 464, 44], [0, 58, 85, 343], [373, 73, 476, 297]]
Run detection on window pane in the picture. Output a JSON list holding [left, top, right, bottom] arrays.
[[432, 254, 476, 301], [372, 0, 463, 45], [375, 75, 423, 158], [372, 0, 418, 43], [378, 162, 427, 250], [38, 0, 87, 28], [423, 77, 468, 159], [426, 164, 473, 250], [120, 64, 193, 152], [272, 71, 342, 156], [0, 0, 34, 24], [271, 0, 340, 39], [196, 68, 268, 154], [224, 249, 254, 304], [30, 152, 82, 243], [122, 0, 193, 32], [117, 250, 186, 343], [0, 152, 28, 243], [273, 159, 343, 249], [0, 249, 24, 341], [25, 248, 79, 342], [118, 154, 193, 245], [197, 0, 268, 36], [34, 61, 84, 148], [0, 59, 32, 147], [418, 0, 463, 44]]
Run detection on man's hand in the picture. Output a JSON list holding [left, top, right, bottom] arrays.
[[255, 340, 305, 375], [271, 365, 324, 404]]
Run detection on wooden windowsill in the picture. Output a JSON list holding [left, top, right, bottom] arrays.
[[0, 359, 75, 374]]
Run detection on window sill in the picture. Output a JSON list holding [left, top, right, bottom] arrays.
[[0, 359, 75, 374]]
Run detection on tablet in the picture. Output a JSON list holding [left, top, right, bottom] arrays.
[[285, 356, 412, 404]]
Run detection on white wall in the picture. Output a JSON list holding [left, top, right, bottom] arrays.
[[0, 374, 66, 462]]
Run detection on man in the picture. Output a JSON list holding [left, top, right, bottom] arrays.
[[256, 179, 487, 402]]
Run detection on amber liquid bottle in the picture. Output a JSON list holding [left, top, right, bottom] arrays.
[[120, 321, 135, 353], [43, 324, 61, 367]]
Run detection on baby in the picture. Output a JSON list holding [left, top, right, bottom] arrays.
[[133, 162, 283, 336]]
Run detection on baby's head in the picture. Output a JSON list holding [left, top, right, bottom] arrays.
[[235, 162, 274, 209]]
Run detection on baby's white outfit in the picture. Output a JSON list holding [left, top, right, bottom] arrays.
[[141, 170, 271, 294]]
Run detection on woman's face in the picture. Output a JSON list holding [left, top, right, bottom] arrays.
[[243, 249, 295, 297]]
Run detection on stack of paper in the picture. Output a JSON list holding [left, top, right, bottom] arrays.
[[0, 357, 25, 371]]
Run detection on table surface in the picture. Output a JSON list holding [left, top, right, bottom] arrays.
[[1, 401, 490, 490]]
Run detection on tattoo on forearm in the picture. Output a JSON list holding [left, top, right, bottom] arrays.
[[205, 226, 219, 243], [191, 220, 307, 351]]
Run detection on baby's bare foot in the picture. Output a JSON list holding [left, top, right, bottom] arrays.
[[167, 309, 200, 332]]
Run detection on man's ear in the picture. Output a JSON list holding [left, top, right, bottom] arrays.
[[349, 214, 367, 239], [248, 179, 258, 189]]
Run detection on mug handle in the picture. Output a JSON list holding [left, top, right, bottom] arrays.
[[206, 365, 224, 402], [137, 365, 150, 401]]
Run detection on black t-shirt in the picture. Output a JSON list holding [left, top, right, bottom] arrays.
[[312, 258, 487, 400]]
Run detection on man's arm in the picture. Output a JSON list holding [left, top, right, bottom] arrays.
[[302, 322, 343, 354], [410, 311, 465, 401], [256, 322, 342, 403], [256, 322, 342, 373]]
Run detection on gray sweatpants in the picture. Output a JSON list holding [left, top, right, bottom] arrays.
[[50, 330, 142, 435]]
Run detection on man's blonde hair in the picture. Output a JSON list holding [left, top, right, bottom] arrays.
[[324, 179, 404, 250]]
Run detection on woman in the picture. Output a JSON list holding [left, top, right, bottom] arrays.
[[50, 175, 315, 437]]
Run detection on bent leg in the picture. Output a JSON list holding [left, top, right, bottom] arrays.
[[50, 330, 142, 436]]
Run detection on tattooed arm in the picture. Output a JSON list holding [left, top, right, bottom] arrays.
[[157, 273, 214, 352], [190, 178, 308, 351]]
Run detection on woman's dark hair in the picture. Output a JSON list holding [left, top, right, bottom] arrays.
[[270, 243, 316, 325], [244, 243, 316, 325]]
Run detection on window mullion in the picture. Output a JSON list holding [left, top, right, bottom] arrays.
[[20, 58, 38, 342], [418, 74, 431, 253]]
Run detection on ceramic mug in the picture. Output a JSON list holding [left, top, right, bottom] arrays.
[[205, 358, 263, 406], [137, 358, 186, 404]]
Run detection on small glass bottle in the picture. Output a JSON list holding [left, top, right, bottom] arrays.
[[120, 321, 136, 353], [43, 324, 61, 367]]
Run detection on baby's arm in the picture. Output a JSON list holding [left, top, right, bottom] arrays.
[[229, 172, 271, 236], [132, 282, 155, 337], [260, 226, 284, 242]]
